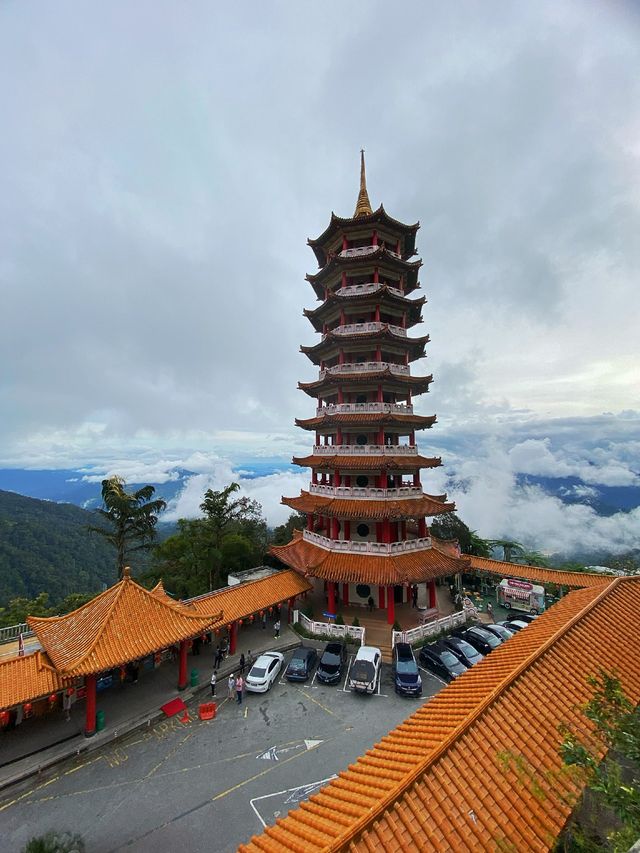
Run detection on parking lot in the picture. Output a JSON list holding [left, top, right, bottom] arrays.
[[0, 645, 446, 852]]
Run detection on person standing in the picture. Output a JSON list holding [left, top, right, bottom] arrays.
[[274, 619, 280, 639], [228, 673, 236, 700], [236, 675, 244, 704], [367, 596, 374, 612], [412, 585, 418, 608], [239, 653, 245, 674], [486, 601, 494, 619], [210, 671, 216, 697]]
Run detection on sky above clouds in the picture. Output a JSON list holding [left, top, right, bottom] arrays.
[[1, 1, 639, 552]]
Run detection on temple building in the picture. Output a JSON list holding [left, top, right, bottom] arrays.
[[272, 153, 467, 623]]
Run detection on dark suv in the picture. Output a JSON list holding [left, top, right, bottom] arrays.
[[316, 642, 347, 685], [419, 642, 468, 682], [285, 647, 317, 682], [392, 642, 422, 697]]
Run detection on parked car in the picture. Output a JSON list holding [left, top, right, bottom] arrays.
[[418, 642, 468, 682], [392, 642, 422, 697], [516, 613, 539, 624], [498, 619, 530, 633], [348, 646, 382, 694], [484, 623, 514, 642], [457, 626, 502, 655], [443, 635, 484, 668], [285, 646, 318, 682], [316, 641, 348, 685], [245, 651, 284, 693]]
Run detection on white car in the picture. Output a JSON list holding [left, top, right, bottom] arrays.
[[348, 645, 382, 694], [244, 651, 284, 693]]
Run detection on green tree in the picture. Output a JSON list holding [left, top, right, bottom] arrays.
[[270, 512, 306, 546], [558, 670, 640, 851], [489, 539, 524, 562], [517, 550, 551, 567], [200, 483, 262, 550], [89, 476, 166, 579], [429, 513, 492, 557], [22, 830, 85, 853]]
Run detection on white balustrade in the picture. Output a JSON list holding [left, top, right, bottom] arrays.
[[339, 246, 401, 259], [312, 444, 417, 456], [302, 529, 432, 555], [326, 322, 407, 339], [320, 361, 409, 379], [315, 402, 414, 416], [336, 282, 404, 298], [392, 611, 469, 647], [294, 611, 366, 645], [308, 484, 424, 499]]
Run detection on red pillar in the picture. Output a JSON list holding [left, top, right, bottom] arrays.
[[328, 582, 336, 614], [342, 583, 350, 606], [84, 673, 97, 737], [229, 622, 238, 655], [378, 585, 385, 609], [344, 520, 351, 540], [307, 513, 313, 530], [428, 580, 437, 609], [178, 640, 188, 690], [387, 586, 395, 625], [418, 518, 427, 537]]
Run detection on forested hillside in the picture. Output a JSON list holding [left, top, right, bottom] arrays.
[[0, 489, 130, 606]]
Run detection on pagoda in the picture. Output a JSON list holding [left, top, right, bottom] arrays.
[[272, 153, 466, 624]]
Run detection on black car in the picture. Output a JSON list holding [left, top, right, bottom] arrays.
[[418, 642, 468, 682], [285, 647, 318, 682], [316, 641, 347, 685], [457, 626, 502, 655], [516, 613, 539, 624], [499, 619, 529, 633], [392, 642, 422, 696], [443, 635, 484, 668], [484, 623, 514, 642]]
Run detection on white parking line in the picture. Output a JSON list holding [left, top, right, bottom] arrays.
[[339, 655, 355, 693], [419, 666, 448, 687], [310, 670, 318, 688]]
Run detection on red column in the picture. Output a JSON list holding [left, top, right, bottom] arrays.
[[328, 582, 336, 614], [331, 517, 339, 539], [378, 585, 385, 609], [84, 673, 97, 737], [342, 583, 350, 606], [413, 472, 420, 486], [341, 271, 347, 287], [307, 513, 313, 530], [428, 580, 437, 609], [372, 230, 378, 246], [333, 469, 340, 486], [376, 347, 382, 363], [387, 586, 395, 625], [344, 520, 351, 540], [375, 304, 380, 323], [373, 266, 379, 282], [418, 518, 427, 537], [383, 519, 391, 543], [229, 622, 238, 655], [339, 348, 345, 365], [178, 640, 188, 690]]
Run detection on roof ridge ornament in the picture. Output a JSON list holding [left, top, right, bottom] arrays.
[[353, 149, 373, 218]]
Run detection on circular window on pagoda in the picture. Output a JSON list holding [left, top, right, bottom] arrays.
[[356, 523, 370, 538], [356, 434, 367, 445], [356, 584, 371, 599], [356, 476, 369, 488]]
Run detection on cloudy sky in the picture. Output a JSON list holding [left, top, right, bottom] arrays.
[[1, 1, 639, 553]]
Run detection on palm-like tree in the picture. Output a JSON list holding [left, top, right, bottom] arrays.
[[489, 539, 524, 563], [90, 476, 167, 578]]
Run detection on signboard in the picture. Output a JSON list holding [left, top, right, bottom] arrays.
[[507, 578, 533, 591]]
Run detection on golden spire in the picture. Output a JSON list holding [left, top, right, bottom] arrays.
[[353, 149, 373, 218]]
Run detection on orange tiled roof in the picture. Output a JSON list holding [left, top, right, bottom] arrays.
[[28, 571, 223, 676], [0, 651, 72, 711], [295, 412, 437, 431], [189, 569, 312, 621], [240, 577, 640, 852], [282, 491, 454, 520], [270, 534, 466, 585], [292, 454, 442, 471], [468, 555, 610, 589]]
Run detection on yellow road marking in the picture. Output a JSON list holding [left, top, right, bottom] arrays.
[[211, 745, 309, 802], [301, 689, 335, 717]]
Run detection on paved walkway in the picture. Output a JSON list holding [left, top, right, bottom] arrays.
[[0, 619, 300, 792]]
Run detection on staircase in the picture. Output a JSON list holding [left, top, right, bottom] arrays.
[[361, 618, 394, 663]]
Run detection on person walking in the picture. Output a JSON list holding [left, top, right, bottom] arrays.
[[210, 671, 216, 697], [486, 601, 494, 619], [228, 673, 236, 700], [274, 619, 280, 639], [411, 585, 418, 608], [214, 645, 222, 671], [236, 675, 244, 704], [367, 595, 374, 612], [239, 653, 245, 674]]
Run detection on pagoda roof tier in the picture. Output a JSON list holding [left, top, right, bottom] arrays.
[[299, 370, 433, 398], [282, 491, 455, 520], [301, 326, 429, 364], [295, 411, 437, 431], [308, 206, 420, 267], [28, 569, 223, 677], [306, 248, 421, 300], [304, 287, 425, 333], [292, 453, 442, 471], [270, 531, 467, 586]]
